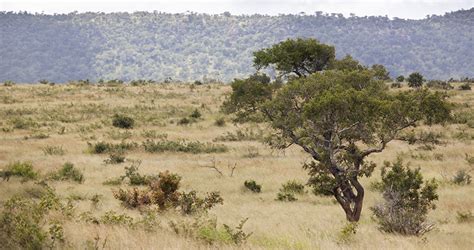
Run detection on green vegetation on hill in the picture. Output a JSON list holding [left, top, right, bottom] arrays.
[[0, 9, 473, 82]]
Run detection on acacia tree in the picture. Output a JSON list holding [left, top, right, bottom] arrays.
[[408, 72, 424, 88], [224, 39, 450, 222], [253, 38, 335, 77]]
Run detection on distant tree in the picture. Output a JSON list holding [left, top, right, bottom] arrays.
[[330, 55, 366, 71], [407, 72, 424, 88], [253, 38, 335, 77], [396, 75, 405, 82], [224, 41, 450, 221], [371, 64, 391, 81]]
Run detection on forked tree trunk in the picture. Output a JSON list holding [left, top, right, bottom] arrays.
[[333, 177, 365, 222]]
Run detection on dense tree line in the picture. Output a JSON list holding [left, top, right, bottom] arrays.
[[0, 9, 473, 83]]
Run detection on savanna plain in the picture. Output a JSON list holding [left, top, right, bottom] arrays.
[[0, 82, 473, 249]]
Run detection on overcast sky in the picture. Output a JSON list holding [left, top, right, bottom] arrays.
[[1, 0, 473, 19]]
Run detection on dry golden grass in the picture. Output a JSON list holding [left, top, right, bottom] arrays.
[[0, 83, 473, 249]]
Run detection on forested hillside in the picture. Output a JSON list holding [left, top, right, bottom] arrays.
[[1, 9, 473, 82]]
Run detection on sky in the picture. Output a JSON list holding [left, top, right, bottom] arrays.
[[1, 0, 473, 19]]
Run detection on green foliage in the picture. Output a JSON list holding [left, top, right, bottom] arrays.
[[276, 180, 305, 201], [426, 80, 453, 90], [337, 222, 358, 243], [177, 117, 192, 125], [170, 217, 251, 245], [222, 74, 275, 122], [0, 187, 70, 249], [396, 75, 405, 82], [49, 162, 84, 183], [243, 180, 262, 193], [391, 82, 402, 88], [112, 114, 135, 129], [371, 159, 438, 235], [330, 55, 365, 72], [452, 169, 472, 185], [3, 80, 15, 86], [142, 139, 228, 154], [276, 192, 297, 202], [214, 128, 264, 142], [100, 211, 133, 226], [179, 191, 224, 215], [459, 82, 472, 90], [87, 141, 138, 154], [5, 161, 38, 180], [1, 11, 473, 83], [407, 72, 424, 88], [281, 180, 305, 194], [190, 109, 202, 119], [253, 38, 335, 77], [371, 64, 390, 81], [104, 152, 126, 164]]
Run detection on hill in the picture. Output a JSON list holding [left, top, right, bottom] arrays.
[[0, 9, 473, 82]]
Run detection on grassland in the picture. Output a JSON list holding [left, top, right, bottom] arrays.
[[0, 82, 473, 249]]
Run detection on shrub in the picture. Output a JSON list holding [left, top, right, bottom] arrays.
[[5, 161, 38, 180], [407, 72, 424, 88], [3, 80, 15, 86], [42, 145, 65, 156], [456, 211, 474, 223], [169, 217, 251, 245], [452, 169, 472, 185], [459, 83, 471, 90], [214, 117, 226, 127], [190, 109, 202, 119], [112, 114, 135, 129], [214, 128, 264, 142], [426, 80, 453, 90], [87, 141, 138, 154], [390, 82, 401, 88], [100, 211, 133, 226], [177, 117, 192, 125], [244, 180, 261, 193], [49, 162, 84, 183], [276, 192, 297, 202], [0, 188, 69, 249], [371, 159, 438, 236], [337, 222, 358, 243], [396, 75, 405, 82], [113, 171, 223, 214], [281, 180, 305, 194], [104, 152, 126, 164], [142, 139, 228, 154]]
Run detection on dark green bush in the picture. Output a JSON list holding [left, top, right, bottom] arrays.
[[214, 117, 226, 127], [390, 82, 401, 88], [112, 114, 135, 129], [190, 109, 202, 119], [459, 83, 471, 90], [177, 117, 192, 125], [371, 159, 438, 235], [244, 180, 261, 193], [276, 192, 297, 202], [281, 180, 305, 194]]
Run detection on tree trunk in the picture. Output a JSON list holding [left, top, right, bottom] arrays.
[[333, 177, 365, 222]]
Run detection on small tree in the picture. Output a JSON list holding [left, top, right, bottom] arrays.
[[396, 75, 405, 82], [371, 64, 391, 81], [407, 72, 424, 88], [371, 160, 438, 235], [224, 39, 450, 222]]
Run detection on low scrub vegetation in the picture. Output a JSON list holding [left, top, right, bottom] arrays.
[[243, 180, 261, 193], [113, 171, 223, 214], [142, 139, 228, 154], [112, 114, 135, 129], [4, 161, 38, 181], [48, 162, 84, 183]]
